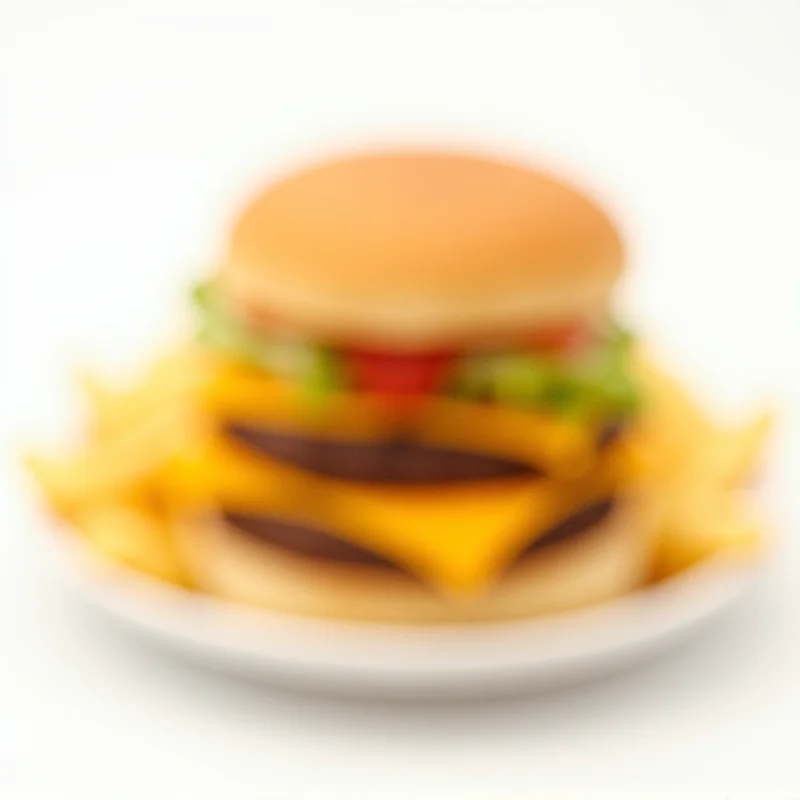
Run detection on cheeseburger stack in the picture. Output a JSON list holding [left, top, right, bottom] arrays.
[[168, 150, 653, 622]]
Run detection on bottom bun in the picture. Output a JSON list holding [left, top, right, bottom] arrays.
[[175, 497, 654, 624]]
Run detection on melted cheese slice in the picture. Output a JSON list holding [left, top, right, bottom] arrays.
[[200, 363, 602, 477], [162, 436, 615, 594]]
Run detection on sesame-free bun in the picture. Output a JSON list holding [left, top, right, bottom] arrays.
[[219, 150, 624, 349], [175, 496, 650, 624]]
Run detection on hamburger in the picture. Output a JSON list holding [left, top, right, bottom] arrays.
[[167, 149, 654, 622]]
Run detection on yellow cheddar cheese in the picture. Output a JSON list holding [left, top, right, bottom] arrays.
[[162, 436, 616, 594]]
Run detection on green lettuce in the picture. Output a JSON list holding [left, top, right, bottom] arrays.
[[191, 282, 346, 399], [451, 322, 640, 418], [192, 281, 638, 416]]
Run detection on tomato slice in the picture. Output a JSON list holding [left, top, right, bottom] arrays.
[[348, 349, 456, 398], [346, 324, 590, 405], [529, 322, 593, 354]]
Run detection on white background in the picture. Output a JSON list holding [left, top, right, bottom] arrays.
[[2, 0, 799, 796]]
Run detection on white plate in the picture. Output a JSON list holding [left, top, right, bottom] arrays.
[[49, 530, 757, 697]]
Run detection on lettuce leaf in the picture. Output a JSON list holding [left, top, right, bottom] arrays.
[[450, 322, 640, 418], [192, 282, 345, 400], [192, 282, 639, 416]]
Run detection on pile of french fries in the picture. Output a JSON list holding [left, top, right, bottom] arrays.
[[25, 343, 773, 591], [627, 353, 773, 578], [25, 346, 218, 586]]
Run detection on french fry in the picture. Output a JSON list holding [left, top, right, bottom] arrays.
[[75, 503, 187, 585], [633, 350, 713, 437], [627, 352, 773, 577], [78, 344, 214, 439], [692, 412, 774, 487], [629, 352, 773, 480], [619, 351, 713, 483], [653, 484, 762, 579], [25, 403, 202, 518], [76, 371, 118, 425]]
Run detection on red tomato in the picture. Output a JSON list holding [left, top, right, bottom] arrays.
[[348, 349, 456, 398], [530, 322, 593, 354]]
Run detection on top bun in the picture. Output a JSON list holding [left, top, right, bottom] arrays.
[[219, 150, 624, 349]]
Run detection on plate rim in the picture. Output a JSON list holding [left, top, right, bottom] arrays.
[[44, 526, 759, 688]]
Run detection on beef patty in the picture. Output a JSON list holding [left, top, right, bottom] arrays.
[[221, 497, 616, 571], [224, 421, 625, 484]]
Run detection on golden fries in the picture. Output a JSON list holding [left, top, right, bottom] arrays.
[[693, 412, 774, 487], [75, 502, 188, 585], [26, 344, 215, 587], [627, 351, 714, 479], [625, 350, 773, 578], [78, 345, 215, 439], [635, 354, 713, 439], [25, 403, 202, 518], [653, 484, 762, 579]]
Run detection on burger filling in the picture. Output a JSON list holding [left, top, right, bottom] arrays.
[[193, 281, 640, 419], [221, 497, 616, 570], [224, 422, 541, 483], [223, 420, 625, 483]]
